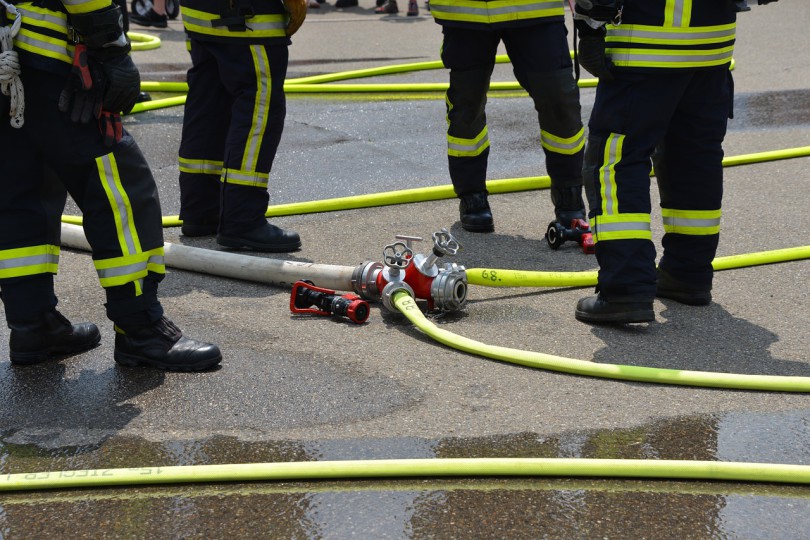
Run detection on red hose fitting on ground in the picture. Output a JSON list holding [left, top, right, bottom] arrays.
[[290, 280, 370, 324]]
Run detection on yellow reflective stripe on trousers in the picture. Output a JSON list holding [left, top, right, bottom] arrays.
[[178, 157, 224, 176], [540, 127, 585, 156], [593, 133, 652, 241], [180, 7, 286, 38], [429, 0, 563, 25], [593, 213, 652, 242], [447, 126, 489, 157], [598, 133, 624, 216], [0, 245, 60, 279], [242, 45, 271, 173], [94, 248, 165, 288], [95, 153, 146, 294], [221, 167, 270, 188], [662, 208, 721, 235]]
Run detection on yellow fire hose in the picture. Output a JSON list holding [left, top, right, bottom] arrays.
[[58, 145, 810, 227], [391, 291, 810, 393], [467, 245, 810, 288], [26, 45, 807, 497], [3, 457, 810, 493]]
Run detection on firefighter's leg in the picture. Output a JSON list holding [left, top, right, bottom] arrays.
[[441, 26, 499, 232], [178, 39, 228, 237], [575, 72, 686, 323], [208, 42, 300, 252], [654, 68, 732, 305], [0, 93, 100, 365], [506, 24, 586, 225], [57, 135, 222, 371]]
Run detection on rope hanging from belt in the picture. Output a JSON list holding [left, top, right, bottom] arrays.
[[0, 0, 24, 128]]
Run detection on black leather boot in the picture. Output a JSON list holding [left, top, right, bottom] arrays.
[[459, 192, 494, 232], [217, 222, 302, 252], [114, 316, 222, 372], [575, 294, 654, 324], [9, 309, 101, 365], [656, 269, 712, 306]]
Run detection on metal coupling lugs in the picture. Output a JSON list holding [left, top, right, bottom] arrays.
[[430, 263, 468, 312], [351, 261, 384, 301], [382, 281, 416, 313]]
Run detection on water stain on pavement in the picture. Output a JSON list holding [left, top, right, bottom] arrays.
[[731, 88, 810, 130], [2, 410, 810, 538]]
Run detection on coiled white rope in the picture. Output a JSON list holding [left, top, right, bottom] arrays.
[[0, 0, 24, 128]]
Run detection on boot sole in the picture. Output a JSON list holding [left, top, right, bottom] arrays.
[[575, 308, 655, 324], [10, 334, 102, 366], [113, 350, 223, 372], [217, 235, 302, 253]]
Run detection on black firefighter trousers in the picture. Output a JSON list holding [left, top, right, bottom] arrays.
[[0, 68, 165, 327]]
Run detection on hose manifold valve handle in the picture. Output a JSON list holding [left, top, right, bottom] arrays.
[[381, 241, 414, 312]]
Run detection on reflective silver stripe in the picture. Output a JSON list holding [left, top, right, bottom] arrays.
[[606, 48, 733, 68], [607, 27, 736, 44], [670, 0, 686, 27], [98, 155, 138, 256], [243, 45, 270, 172], [17, 6, 69, 30], [178, 157, 223, 175], [61, 0, 107, 9], [448, 136, 488, 154], [15, 29, 72, 63], [600, 134, 622, 215], [148, 254, 165, 269], [594, 221, 651, 234], [181, 11, 286, 35], [435, 1, 559, 17], [662, 216, 721, 229], [96, 261, 150, 280], [540, 128, 585, 155], [430, 0, 562, 22], [0, 253, 59, 270], [221, 169, 270, 187]]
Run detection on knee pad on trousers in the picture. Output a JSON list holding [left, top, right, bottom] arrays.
[[446, 68, 493, 137], [524, 68, 583, 139]]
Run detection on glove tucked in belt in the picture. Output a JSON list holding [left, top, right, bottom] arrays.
[[58, 5, 140, 147], [575, 20, 614, 82]]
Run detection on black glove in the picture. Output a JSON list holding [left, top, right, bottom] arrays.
[[576, 22, 614, 81], [58, 44, 104, 123], [96, 53, 141, 115], [574, 0, 620, 23]]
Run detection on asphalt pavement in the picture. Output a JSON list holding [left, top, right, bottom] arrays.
[[1, 3, 809, 538]]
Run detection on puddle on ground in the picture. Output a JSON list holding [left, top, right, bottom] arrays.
[[731, 88, 810, 130], [2, 410, 810, 538]]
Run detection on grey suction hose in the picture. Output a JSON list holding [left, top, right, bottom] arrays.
[[59, 224, 357, 292]]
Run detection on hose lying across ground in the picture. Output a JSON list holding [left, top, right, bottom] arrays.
[[32, 42, 810, 495], [3, 457, 810, 492]]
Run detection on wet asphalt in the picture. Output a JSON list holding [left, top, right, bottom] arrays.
[[1, 3, 810, 538]]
